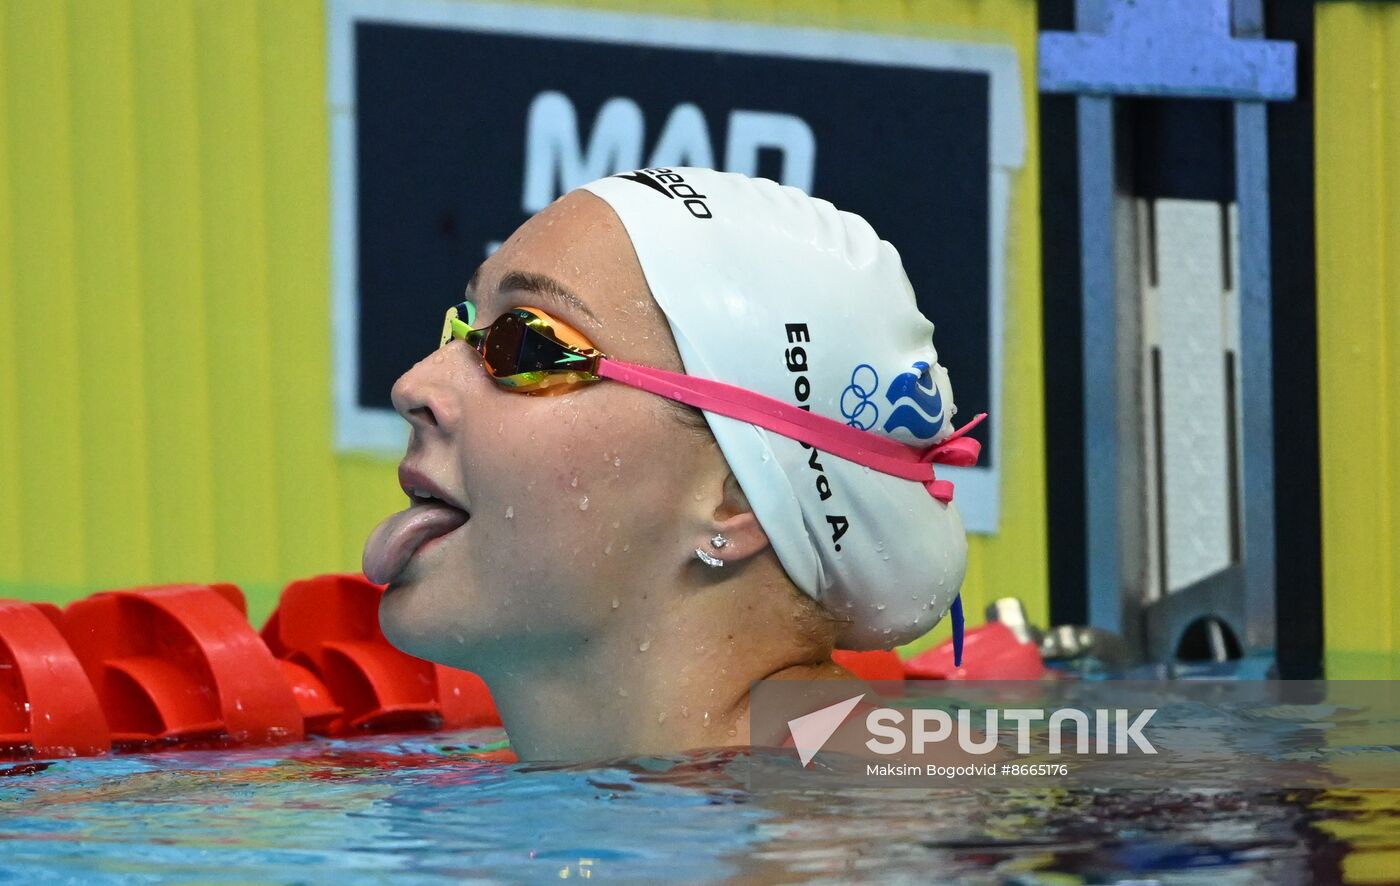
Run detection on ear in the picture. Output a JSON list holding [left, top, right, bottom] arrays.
[[699, 473, 770, 565]]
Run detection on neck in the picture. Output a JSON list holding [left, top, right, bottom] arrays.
[[471, 574, 851, 761]]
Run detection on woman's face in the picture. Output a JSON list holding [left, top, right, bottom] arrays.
[[371, 191, 726, 667]]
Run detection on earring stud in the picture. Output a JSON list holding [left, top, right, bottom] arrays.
[[710, 534, 730, 549], [695, 547, 724, 568]]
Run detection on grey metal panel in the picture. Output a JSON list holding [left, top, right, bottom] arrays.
[[1078, 94, 1125, 637], [1144, 564, 1247, 661], [1234, 100, 1277, 653], [1150, 199, 1235, 591], [1061, 0, 1282, 664], [1075, 0, 1109, 31], [1232, 0, 1264, 39], [1041, 0, 1295, 101], [1113, 186, 1149, 654]]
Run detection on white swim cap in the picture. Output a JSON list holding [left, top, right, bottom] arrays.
[[581, 168, 970, 650]]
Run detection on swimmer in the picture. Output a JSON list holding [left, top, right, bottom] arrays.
[[363, 168, 979, 761]]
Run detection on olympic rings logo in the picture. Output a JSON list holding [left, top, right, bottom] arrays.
[[840, 364, 880, 430]]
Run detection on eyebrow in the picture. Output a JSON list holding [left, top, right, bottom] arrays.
[[469, 269, 601, 326]]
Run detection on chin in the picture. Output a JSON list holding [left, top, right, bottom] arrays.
[[378, 575, 501, 671], [377, 577, 448, 660]]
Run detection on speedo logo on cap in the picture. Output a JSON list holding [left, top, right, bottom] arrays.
[[613, 167, 713, 220]]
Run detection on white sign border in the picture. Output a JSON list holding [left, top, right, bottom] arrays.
[[328, 0, 1025, 534]]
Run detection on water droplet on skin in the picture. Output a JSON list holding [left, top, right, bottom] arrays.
[[570, 477, 579, 488], [505, 506, 514, 519], [613, 457, 622, 467], [727, 727, 737, 738], [638, 638, 651, 652], [681, 706, 689, 719], [497, 422, 503, 435], [618, 687, 629, 698], [623, 543, 630, 553], [883, 628, 892, 635], [846, 601, 854, 609], [703, 711, 711, 727], [611, 597, 620, 609], [875, 541, 885, 552], [604, 542, 613, 555], [657, 711, 668, 724], [453, 633, 465, 645], [611, 521, 620, 529], [578, 496, 589, 511], [876, 603, 887, 611]]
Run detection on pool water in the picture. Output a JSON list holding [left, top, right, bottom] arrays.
[[3, 729, 1398, 884]]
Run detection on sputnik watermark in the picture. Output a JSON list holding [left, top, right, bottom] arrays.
[[787, 694, 1157, 767], [750, 680, 1400, 790]]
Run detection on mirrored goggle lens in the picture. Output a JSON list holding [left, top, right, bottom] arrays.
[[480, 311, 585, 385], [479, 311, 529, 378]]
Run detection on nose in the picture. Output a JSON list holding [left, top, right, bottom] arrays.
[[391, 348, 463, 433]]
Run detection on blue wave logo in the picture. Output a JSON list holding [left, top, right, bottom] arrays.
[[882, 361, 944, 440], [840, 364, 880, 431]]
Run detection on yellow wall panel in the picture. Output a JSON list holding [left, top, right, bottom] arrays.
[[196, 2, 282, 591], [0, 4, 21, 583], [132, 0, 219, 587], [70, 0, 153, 589], [1316, 2, 1400, 677], [0, 0, 1046, 639], [259, 0, 344, 584], [6, 3, 87, 590], [1389, 9, 1400, 682]]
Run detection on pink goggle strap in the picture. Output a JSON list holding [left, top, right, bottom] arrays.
[[597, 358, 984, 667], [598, 358, 986, 499]]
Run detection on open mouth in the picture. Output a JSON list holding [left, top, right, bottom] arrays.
[[362, 482, 472, 586], [403, 486, 473, 556], [403, 482, 473, 548], [406, 497, 471, 557]]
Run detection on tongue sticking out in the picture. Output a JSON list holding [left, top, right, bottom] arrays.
[[363, 504, 469, 585]]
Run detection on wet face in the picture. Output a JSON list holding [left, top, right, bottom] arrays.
[[369, 191, 727, 668]]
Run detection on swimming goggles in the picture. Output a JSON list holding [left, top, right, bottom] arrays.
[[440, 299, 985, 664]]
